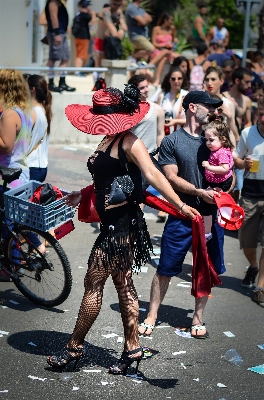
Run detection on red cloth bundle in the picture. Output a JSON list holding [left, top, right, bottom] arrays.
[[143, 191, 222, 298]]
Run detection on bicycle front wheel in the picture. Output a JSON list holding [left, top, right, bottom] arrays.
[[5, 225, 72, 307]]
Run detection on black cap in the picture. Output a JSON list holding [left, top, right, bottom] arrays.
[[182, 91, 223, 111]]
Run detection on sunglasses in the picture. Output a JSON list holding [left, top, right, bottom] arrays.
[[170, 77, 183, 81], [222, 70, 233, 74]]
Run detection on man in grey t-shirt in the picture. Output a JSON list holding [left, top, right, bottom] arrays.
[[125, 0, 153, 61], [138, 91, 226, 339]]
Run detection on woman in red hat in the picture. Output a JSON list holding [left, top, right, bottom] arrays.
[[47, 84, 199, 376]]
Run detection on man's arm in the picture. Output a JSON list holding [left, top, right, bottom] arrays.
[[119, 11, 128, 32], [133, 12, 152, 26], [244, 96, 252, 128], [162, 163, 216, 204], [194, 16, 207, 42], [49, 1, 61, 45], [155, 104, 165, 147], [206, 27, 214, 41], [223, 30, 230, 48], [103, 8, 119, 36]]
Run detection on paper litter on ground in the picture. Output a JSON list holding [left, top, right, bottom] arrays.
[[139, 308, 146, 311], [217, 383, 227, 388], [257, 344, 264, 349], [177, 283, 191, 288], [174, 328, 193, 339], [101, 382, 114, 386], [132, 379, 142, 383], [28, 342, 37, 346], [180, 363, 186, 369], [117, 337, 123, 343], [9, 300, 19, 305], [2, 306, 8, 309], [83, 370, 101, 373], [223, 331, 235, 337], [72, 387, 79, 391], [102, 333, 118, 338], [28, 375, 47, 381], [172, 351, 186, 355], [193, 378, 199, 381], [127, 374, 143, 380], [156, 325, 171, 329], [0, 331, 9, 335], [248, 364, 264, 374], [0, 390, 8, 393]]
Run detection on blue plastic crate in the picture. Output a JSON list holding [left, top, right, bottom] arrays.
[[4, 181, 74, 231]]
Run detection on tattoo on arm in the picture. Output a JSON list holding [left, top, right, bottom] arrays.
[[103, 9, 112, 23]]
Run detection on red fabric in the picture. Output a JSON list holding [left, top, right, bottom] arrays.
[[78, 184, 100, 223], [214, 192, 245, 230], [30, 184, 62, 204], [143, 190, 222, 298]]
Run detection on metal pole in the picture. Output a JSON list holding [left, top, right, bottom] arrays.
[[242, 0, 252, 67]]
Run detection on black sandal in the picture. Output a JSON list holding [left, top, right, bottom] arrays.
[[47, 346, 85, 370], [108, 347, 142, 375]]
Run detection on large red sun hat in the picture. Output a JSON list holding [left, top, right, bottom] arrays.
[[65, 85, 150, 135]]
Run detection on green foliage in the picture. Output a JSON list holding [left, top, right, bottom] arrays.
[[121, 34, 133, 60], [176, 36, 192, 53]]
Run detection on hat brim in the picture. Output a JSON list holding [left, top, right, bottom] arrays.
[[202, 99, 223, 108], [65, 102, 150, 135]]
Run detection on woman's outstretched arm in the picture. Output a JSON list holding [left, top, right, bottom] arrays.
[[123, 132, 200, 219]]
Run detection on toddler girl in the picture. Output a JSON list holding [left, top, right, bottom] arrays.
[[202, 114, 234, 240]]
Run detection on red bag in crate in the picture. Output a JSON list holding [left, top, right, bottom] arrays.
[[30, 183, 63, 206]]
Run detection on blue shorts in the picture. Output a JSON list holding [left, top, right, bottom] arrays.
[[234, 168, 244, 191], [157, 216, 226, 277]]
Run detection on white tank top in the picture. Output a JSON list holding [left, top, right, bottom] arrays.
[[27, 106, 49, 168], [131, 101, 157, 153], [159, 89, 188, 133], [213, 27, 227, 42]]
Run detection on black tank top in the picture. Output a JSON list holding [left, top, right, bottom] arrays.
[[87, 134, 143, 212], [46, 0, 69, 34]]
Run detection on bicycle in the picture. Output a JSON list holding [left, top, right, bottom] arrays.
[[0, 166, 73, 308]]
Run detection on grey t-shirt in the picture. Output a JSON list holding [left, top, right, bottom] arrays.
[[125, 3, 148, 41], [159, 128, 215, 214]]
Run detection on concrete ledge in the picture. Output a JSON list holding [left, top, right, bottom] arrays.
[[50, 92, 102, 146]]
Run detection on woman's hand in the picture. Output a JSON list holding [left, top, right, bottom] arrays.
[[64, 191, 82, 207], [180, 204, 200, 220]]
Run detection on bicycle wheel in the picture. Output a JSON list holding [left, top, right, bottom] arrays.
[[4, 225, 72, 307]]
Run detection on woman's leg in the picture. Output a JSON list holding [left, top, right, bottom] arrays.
[[67, 264, 111, 349], [111, 268, 141, 354]]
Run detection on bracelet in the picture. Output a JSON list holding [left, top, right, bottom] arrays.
[[179, 203, 186, 212], [53, 28, 60, 35]]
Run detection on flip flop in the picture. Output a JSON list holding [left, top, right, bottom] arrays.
[[190, 323, 209, 339], [138, 322, 155, 337]]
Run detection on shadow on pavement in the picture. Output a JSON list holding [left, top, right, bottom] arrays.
[[110, 301, 194, 328]]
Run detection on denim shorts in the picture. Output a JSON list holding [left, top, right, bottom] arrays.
[[157, 216, 226, 277], [47, 32, 70, 61]]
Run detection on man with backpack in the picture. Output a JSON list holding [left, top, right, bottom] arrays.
[[189, 42, 211, 91], [72, 1, 93, 76]]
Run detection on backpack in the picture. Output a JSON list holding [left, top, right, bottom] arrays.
[[104, 35, 123, 60], [189, 60, 205, 91], [72, 13, 82, 37]]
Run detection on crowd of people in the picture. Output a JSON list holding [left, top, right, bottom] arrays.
[[0, 0, 263, 380]]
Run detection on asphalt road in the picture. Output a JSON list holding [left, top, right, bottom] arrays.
[[0, 145, 263, 400]]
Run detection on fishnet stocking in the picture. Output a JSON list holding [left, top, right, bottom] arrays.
[[67, 258, 140, 352]]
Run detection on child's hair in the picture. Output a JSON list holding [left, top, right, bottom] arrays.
[[205, 115, 234, 149]]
